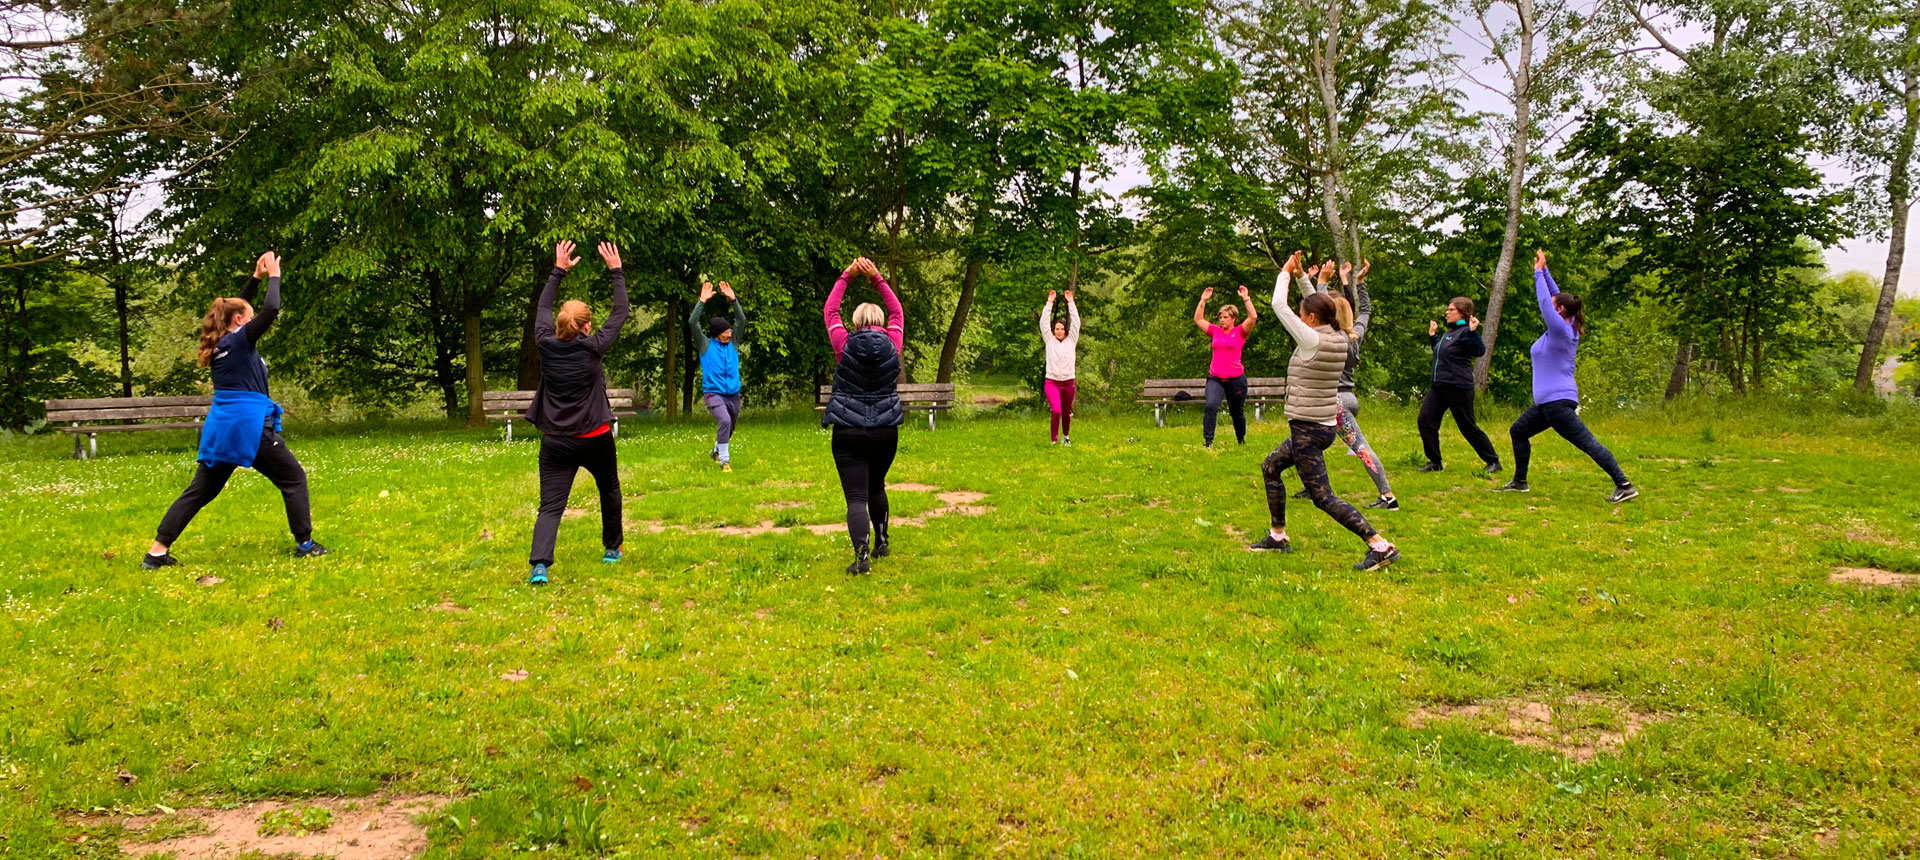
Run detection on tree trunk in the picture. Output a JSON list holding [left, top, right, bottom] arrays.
[[1855, 60, 1917, 393], [516, 279, 542, 390], [1311, 0, 1358, 265], [463, 302, 486, 426], [682, 322, 696, 414], [1475, 0, 1535, 393], [938, 255, 983, 384], [1664, 341, 1691, 399], [425, 270, 460, 419], [665, 294, 680, 417]]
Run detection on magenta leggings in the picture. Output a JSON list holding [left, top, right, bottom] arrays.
[[1045, 378, 1076, 441]]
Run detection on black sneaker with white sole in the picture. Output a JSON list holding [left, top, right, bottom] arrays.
[[1608, 483, 1639, 504], [1353, 545, 1400, 571], [141, 552, 179, 570], [1417, 462, 1443, 473], [1494, 479, 1529, 492], [1365, 496, 1399, 510], [1247, 534, 1293, 553], [1484, 460, 1503, 474], [294, 540, 330, 558]]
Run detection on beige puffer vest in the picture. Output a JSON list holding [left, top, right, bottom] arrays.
[[1286, 325, 1349, 423]]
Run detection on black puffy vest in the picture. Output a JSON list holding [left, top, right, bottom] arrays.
[[822, 328, 904, 428]]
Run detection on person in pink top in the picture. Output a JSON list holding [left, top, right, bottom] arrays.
[[1192, 284, 1258, 447], [821, 256, 906, 574]]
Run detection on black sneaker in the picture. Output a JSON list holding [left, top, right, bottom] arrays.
[[1365, 496, 1399, 510], [1484, 460, 1503, 474], [845, 541, 871, 575], [1354, 545, 1400, 571], [872, 522, 890, 559], [141, 552, 179, 570], [1247, 534, 1292, 553], [1417, 462, 1443, 473], [1494, 480, 1529, 493], [1609, 483, 1639, 504], [1291, 488, 1309, 500], [294, 540, 330, 558]]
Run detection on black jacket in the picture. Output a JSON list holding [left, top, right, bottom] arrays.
[[822, 328, 904, 428], [1429, 321, 1484, 388], [527, 266, 630, 435]]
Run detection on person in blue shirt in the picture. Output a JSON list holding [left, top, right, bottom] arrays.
[[689, 280, 747, 471], [143, 251, 329, 570]]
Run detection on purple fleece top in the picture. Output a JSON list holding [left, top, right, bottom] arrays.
[[1530, 268, 1579, 404]]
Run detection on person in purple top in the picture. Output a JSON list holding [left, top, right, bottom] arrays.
[[1495, 251, 1637, 503]]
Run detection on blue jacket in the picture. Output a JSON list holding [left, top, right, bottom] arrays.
[[198, 390, 283, 467], [689, 298, 747, 396]]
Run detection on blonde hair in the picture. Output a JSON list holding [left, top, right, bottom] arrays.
[[556, 300, 592, 340], [850, 302, 885, 330], [198, 297, 253, 366], [1330, 295, 1355, 335], [1218, 305, 1239, 323]]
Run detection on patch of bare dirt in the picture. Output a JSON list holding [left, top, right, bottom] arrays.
[[426, 598, 470, 614], [1830, 567, 1919, 587], [562, 507, 588, 519], [889, 482, 942, 492], [971, 394, 1010, 407], [1776, 487, 1811, 493], [1406, 693, 1669, 763], [648, 485, 993, 534], [1482, 525, 1509, 537], [93, 794, 452, 860], [757, 500, 807, 511]]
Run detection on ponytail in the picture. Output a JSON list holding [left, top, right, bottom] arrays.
[[197, 298, 252, 366], [1554, 293, 1586, 337], [1330, 295, 1355, 335]]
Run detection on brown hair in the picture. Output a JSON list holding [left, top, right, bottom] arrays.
[[556, 300, 592, 340], [1300, 292, 1340, 331], [197, 298, 253, 366], [1448, 296, 1475, 317], [1554, 293, 1586, 337]]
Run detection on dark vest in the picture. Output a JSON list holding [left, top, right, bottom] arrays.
[[822, 329, 904, 428]]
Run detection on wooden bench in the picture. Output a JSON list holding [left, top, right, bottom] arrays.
[[814, 382, 957, 430], [43, 395, 213, 460], [483, 388, 638, 441], [1137, 377, 1286, 427]]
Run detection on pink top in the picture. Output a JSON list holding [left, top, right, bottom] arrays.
[[824, 272, 905, 359], [1207, 324, 1248, 378]]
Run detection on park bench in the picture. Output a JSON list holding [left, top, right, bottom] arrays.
[[483, 388, 638, 441], [814, 382, 957, 430], [1137, 377, 1287, 427], [43, 395, 213, 460]]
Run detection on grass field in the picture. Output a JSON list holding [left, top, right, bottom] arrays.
[[3, 398, 1919, 858]]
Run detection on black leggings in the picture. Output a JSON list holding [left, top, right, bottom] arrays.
[[155, 427, 311, 546], [1510, 399, 1629, 487], [1204, 374, 1247, 445], [831, 425, 898, 548], [530, 433, 623, 567], [1261, 420, 1377, 541], [1418, 383, 1500, 467]]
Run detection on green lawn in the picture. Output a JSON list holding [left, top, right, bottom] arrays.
[[3, 399, 1918, 858]]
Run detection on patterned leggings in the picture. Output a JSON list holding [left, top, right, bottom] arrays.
[[1334, 391, 1392, 497], [1262, 420, 1378, 541]]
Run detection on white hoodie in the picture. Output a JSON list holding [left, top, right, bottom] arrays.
[[1042, 299, 1081, 381]]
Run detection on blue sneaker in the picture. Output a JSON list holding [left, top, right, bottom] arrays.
[[529, 563, 550, 586], [602, 548, 623, 564]]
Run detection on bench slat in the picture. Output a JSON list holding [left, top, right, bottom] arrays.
[[56, 422, 206, 434], [43, 396, 212, 410], [46, 406, 211, 422], [816, 384, 956, 394]]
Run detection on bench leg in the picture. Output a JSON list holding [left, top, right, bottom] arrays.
[[506, 419, 513, 443], [613, 417, 620, 439], [88, 433, 97, 460], [928, 410, 936, 432], [1155, 405, 1165, 428], [1255, 403, 1264, 422], [72, 431, 84, 460]]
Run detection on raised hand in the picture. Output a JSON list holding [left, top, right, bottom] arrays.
[[555, 241, 580, 271], [254, 252, 272, 279], [597, 242, 621, 270], [718, 281, 735, 299], [1359, 259, 1371, 279], [1306, 263, 1320, 281], [1283, 250, 1304, 275], [700, 281, 716, 302], [1469, 315, 1481, 331], [1319, 260, 1335, 283], [1048, 290, 1058, 302], [259, 251, 281, 278], [1064, 290, 1074, 303], [1236, 284, 1250, 300], [1339, 261, 1353, 283], [1429, 319, 1440, 336], [1534, 249, 1547, 271], [1201, 287, 1215, 302]]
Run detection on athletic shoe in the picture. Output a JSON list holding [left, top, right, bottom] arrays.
[[1417, 462, 1443, 473], [873, 523, 890, 559], [1484, 460, 1503, 474], [529, 563, 550, 586], [710, 447, 719, 462], [1291, 489, 1309, 500], [1247, 534, 1292, 553], [721, 463, 733, 473], [602, 547, 623, 564], [294, 540, 330, 558], [1494, 480, 1530, 493], [1353, 545, 1400, 571], [1609, 483, 1639, 504], [141, 552, 179, 570], [1062, 436, 1071, 446], [845, 542, 871, 575], [1365, 496, 1399, 510]]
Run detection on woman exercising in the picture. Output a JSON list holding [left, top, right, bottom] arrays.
[[822, 256, 906, 575], [1247, 251, 1399, 571], [525, 241, 630, 586], [1496, 251, 1637, 502], [1295, 260, 1397, 510], [1417, 296, 1502, 473], [1040, 290, 1081, 444], [1192, 284, 1258, 448], [689, 280, 747, 471], [143, 251, 329, 569]]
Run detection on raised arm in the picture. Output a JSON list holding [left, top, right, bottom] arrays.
[[1193, 288, 1213, 333], [240, 252, 282, 345], [1041, 295, 1057, 340], [1351, 275, 1373, 343], [689, 281, 714, 357], [874, 270, 905, 351], [824, 264, 853, 356], [1237, 284, 1258, 333], [537, 241, 577, 340], [730, 296, 746, 342], [588, 242, 629, 353], [1535, 252, 1574, 340], [1066, 294, 1081, 343]]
